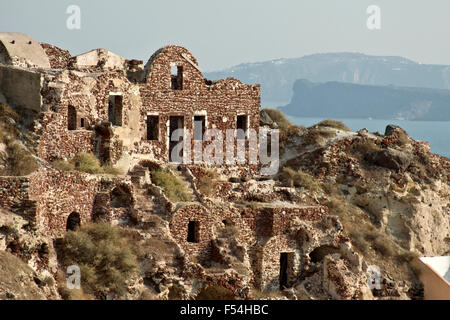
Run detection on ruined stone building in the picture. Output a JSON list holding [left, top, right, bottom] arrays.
[[0, 33, 348, 295]]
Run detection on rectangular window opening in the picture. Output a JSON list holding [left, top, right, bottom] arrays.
[[80, 118, 85, 128], [193, 115, 206, 141], [108, 95, 123, 126], [187, 221, 200, 243], [146, 115, 159, 140], [171, 65, 183, 90], [236, 115, 248, 140], [279, 252, 295, 290]]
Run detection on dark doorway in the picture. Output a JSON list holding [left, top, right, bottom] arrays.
[[68, 105, 77, 130], [279, 252, 294, 289], [171, 65, 183, 90], [187, 221, 199, 243], [236, 115, 248, 140], [108, 95, 123, 126], [66, 212, 81, 231], [146, 115, 159, 140], [169, 116, 184, 162], [193, 115, 206, 141]]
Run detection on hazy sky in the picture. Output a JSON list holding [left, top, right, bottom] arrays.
[[1, 0, 450, 71]]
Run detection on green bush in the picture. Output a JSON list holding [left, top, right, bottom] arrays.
[[317, 119, 351, 131], [57, 222, 138, 298], [151, 168, 192, 202]]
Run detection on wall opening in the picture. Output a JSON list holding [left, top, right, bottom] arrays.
[[80, 118, 85, 129], [187, 221, 200, 243], [309, 245, 340, 263], [110, 185, 132, 208], [193, 115, 206, 141], [236, 115, 248, 140], [68, 105, 77, 130], [169, 116, 184, 162], [66, 212, 81, 231], [146, 115, 159, 140], [279, 252, 295, 289], [108, 95, 123, 126], [171, 65, 183, 90]]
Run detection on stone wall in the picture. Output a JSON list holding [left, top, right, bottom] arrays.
[[40, 43, 71, 69]]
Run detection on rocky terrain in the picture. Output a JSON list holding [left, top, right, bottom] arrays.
[[0, 107, 448, 300]]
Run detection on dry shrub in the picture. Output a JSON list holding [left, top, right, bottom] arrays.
[[52, 153, 120, 175], [57, 222, 138, 299], [151, 168, 192, 202], [279, 167, 320, 192], [303, 127, 336, 145], [0, 104, 20, 121], [5, 140, 39, 176], [350, 139, 383, 162], [262, 108, 303, 149], [317, 119, 351, 131], [196, 169, 219, 196]]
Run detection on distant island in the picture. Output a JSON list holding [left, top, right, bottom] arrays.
[[205, 52, 450, 119], [279, 79, 450, 121]]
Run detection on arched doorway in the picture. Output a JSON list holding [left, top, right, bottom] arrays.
[[66, 212, 81, 231]]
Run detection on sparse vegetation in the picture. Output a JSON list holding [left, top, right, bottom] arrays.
[[279, 167, 320, 192], [302, 127, 336, 145], [151, 168, 192, 202], [0, 120, 39, 176], [56, 222, 139, 299], [262, 108, 303, 148], [52, 152, 120, 175], [196, 169, 219, 196], [317, 119, 351, 131], [350, 139, 383, 162]]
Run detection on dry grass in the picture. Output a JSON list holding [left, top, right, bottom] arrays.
[[151, 168, 192, 202], [349, 139, 383, 162], [56, 222, 139, 299], [279, 167, 320, 192], [53, 152, 120, 175], [196, 169, 219, 196], [302, 127, 336, 145], [0, 123, 38, 176], [317, 119, 351, 131], [262, 108, 303, 149]]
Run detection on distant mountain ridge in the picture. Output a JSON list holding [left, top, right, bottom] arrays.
[[205, 53, 450, 106], [280, 79, 450, 121]]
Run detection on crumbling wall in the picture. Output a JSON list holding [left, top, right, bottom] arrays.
[[38, 70, 141, 162], [169, 203, 217, 261], [138, 46, 260, 165], [40, 43, 71, 69]]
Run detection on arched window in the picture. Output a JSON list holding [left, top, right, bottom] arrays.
[[68, 105, 77, 130], [66, 212, 81, 231]]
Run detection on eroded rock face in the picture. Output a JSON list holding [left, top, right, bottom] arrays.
[[373, 148, 412, 172]]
